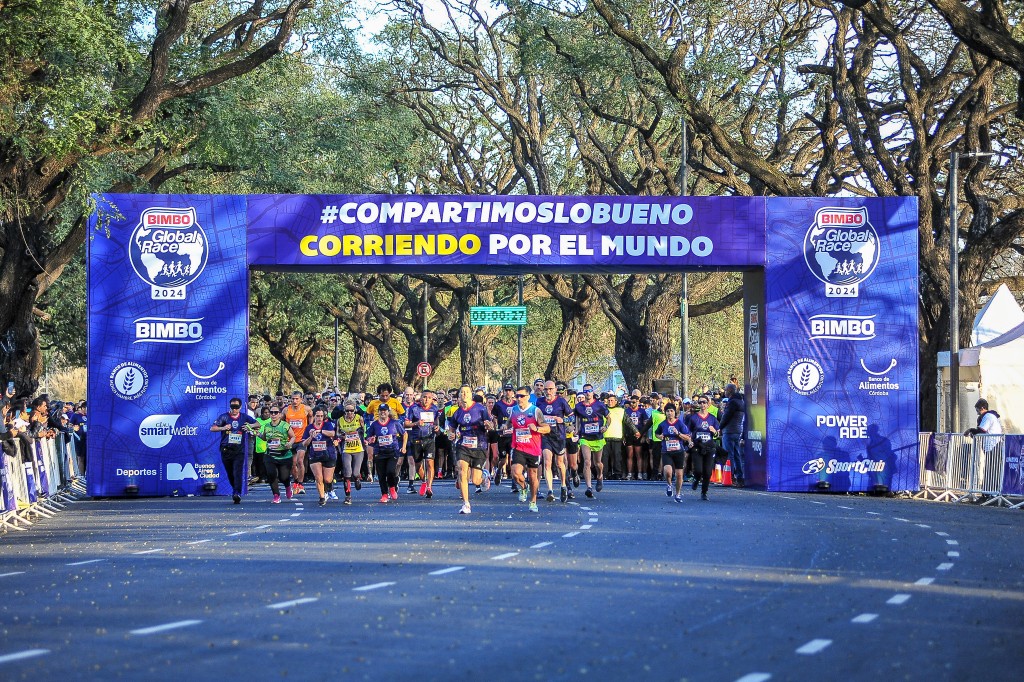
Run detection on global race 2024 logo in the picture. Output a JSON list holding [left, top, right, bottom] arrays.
[[803, 207, 880, 298], [128, 207, 209, 300]]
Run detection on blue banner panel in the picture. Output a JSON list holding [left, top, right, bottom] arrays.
[[763, 198, 919, 492], [87, 194, 249, 497], [246, 195, 766, 271], [1003, 435, 1024, 496]]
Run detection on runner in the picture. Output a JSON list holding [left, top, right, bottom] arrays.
[[574, 384, 609, 499], [491, 384, 518, 489], [447, 386, 494, 515], [624, 392, 647, 480], [365, 404, 407, 503], [410, 388, 443, 498], [686, 396, 720, 501], [301, 408, 337, 506], [335, 400, 365, 505], [509, 386, 551, 512], [210, 397, 258, 504], [283, 390, 313, 497], [252, 405, 295, 504], [400, 387, 420, 493], [482, 393, 499, 494], [655, 403, 692, 502], [537, 380, 573, 503]]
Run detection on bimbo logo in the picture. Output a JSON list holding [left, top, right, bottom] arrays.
[[803, 207, 879, 298], [808, 314, 876, 340], [128, 207, 208, 299], [134, 317, 204, 344]]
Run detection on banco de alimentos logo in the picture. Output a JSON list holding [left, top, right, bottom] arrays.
[[109, 361, 148, 400], [788, 357, 824, 396]]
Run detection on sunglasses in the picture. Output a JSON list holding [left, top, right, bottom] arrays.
[[584, 389, 593, 393], [345, 409, 355, 413], [698, 401, 708, 405], [270, 410, 281, 414], [516, 393, 529, 398], [230, 406, 241, 410]]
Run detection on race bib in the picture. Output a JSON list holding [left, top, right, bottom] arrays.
[[289, 419, 302, 429], [345, 432, 360, 443], [462, 435, 479, 449], [378, 435, 394, 447], [421, 412, 434, 424], [515, 428, 532, 444], [227, 433, 242, 445], [312, 441, 327, 451], [630, 415, 639, 425], [666, 439, 681, 451], [584, 422, 599, 435], [268, 439, 282, 449], [502, 427, 513, 436], [544, 415, 558, 425], [697, 432, 711, 442]]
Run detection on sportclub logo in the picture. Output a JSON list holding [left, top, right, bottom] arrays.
[[803, 207, 880, 298], [128, 207, 209, 300], [109, 361, 149, 400], [787, 357, 824, 396], [138, 414, 199, 449]]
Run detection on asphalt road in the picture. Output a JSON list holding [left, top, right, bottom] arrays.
[[1, 480, 1022, 681]]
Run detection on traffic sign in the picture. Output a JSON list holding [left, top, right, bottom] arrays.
[[470, 306, 527, 326], [416, 362, 432, 378]]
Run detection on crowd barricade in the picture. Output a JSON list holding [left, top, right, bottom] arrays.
[[916, 433, 1024, 508], [1, 434, 84, 533]]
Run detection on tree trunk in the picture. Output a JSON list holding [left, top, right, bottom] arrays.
[[613, 304, 676, 394], [264, 337, 321, 393], [0, 255, 44, 398], [348, 332, 375, 392], [537, 275, 600, 383]]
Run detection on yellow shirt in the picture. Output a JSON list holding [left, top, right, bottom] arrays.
[[367, 397, 404, 418]]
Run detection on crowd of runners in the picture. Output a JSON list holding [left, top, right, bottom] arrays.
[[210, 378, 747, 513]]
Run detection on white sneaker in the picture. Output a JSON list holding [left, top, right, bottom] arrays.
[[459, 503, 472, 515], [327, 490, 338, 500]]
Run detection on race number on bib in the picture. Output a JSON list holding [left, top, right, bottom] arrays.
[[227, 433, 242, 445], [268, 439, 282, 449], [312, 441, 327, 452], [697, 432, 712, 442], [584, 422, 599, 435], [666, 439, 682, 451], [462, 435, 479, 449], [544, 416, 558, 425], [515, 428, 532, 444], [378, 435, 394, 447], [420, 412, 434, 424], [345, 432, 360, 443], [289, 420, 302, 429]]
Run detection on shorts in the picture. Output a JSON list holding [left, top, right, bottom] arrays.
[[580, 437, 606, 452], [662, 451, 686, 469], [412, 438, 435, 462], [307, 451, 337, 467], [512, 451, 540, 469], [565, 439, 579, 455], [487, 429, 499, 445], [625, 433, 643, 447], [497, 435, 513, 456], [457, 446, 487, 470], [541, 434, 566, 454], [292, 443, 307, 455]]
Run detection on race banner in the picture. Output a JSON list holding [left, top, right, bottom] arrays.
[[87, 195, 249, 497], [764, 198, 919, 492], [1002, 435, 1024, 497]]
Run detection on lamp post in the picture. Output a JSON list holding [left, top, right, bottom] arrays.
[[679, 117, 689, 399], [948, 150, 994, 433]]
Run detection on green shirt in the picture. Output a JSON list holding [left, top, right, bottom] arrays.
[[257, 420, 292, 459]]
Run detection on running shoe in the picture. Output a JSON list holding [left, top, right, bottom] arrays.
[[482, 469, 491, 492], [297, 484, 306, 495], [328, 490, 338, 500], [528, 502, 539, 513], [626, 473, 634, 481], [272, 494, 281, 504], [426, 487, 433, 499], [419, 482, 428, 496], [379, 494, 389, 503], [406, 485, 416, 494], [674, 494, 682, 503], [666, 484, 673, 497], [546, 490, 555, 502], [572, 471, 581, 488], [518, 487, 528, 503], [475, 486, 483, 495], [344, 495, 352, 505], [459, 503, 471, 515], [701, 493, 709, 501], [692, 478, 699, 491], [286, 485, 293, 500], [318, 496, 326, 507], [354, 478, 362, 491], [494, 468, 502, 486], [567, 490, 575, 500], [560, 486, 568, 503], [388, 487, 398, 500], [233, 494, 241, 504], [596, 478, 603, 493], [585, 488, 594, 499]]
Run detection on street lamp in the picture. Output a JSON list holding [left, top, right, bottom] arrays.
[[948, 150, 995, 433]]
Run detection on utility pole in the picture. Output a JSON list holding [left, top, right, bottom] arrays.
[[679, 117, 689, 398], [517, 275, 524, 386], [333, 317, 339, 391], [423, 282, 429, 388]]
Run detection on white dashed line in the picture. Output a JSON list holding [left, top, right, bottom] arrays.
[[253, 525, 272, 530], [838, 505, 853, 510], [580, 507, 592, 511], [277, 519, 290, 523], [587, 518, 599, 524], [0, 649, 50, 665], [580, 524, 593, 530], [291, 513, 301, 517], [852, 613, 878, 623], [780, 495, 795, 499], [563, 532, 581, 538], [130, 620, 202, 635], [132, 549, 165, 555], [946, 539, 959, 546], [66, 559, 104, 566], [916, 523, 930, 528], [568, 501, 579, 506], [808, 501, 826, 505], [867, 511, 881, 515], [428, 566, 466, 576], [267, 597, 318, 609], [948, 551, 960, 558], [530, 542, 553, 549], [795, 639, 832, 655], [491, 552, 519, 560], [937, 563, 954, 571], [735, 674, 771, 682], [887, 594, 911, 605], [353, 582, 395, 592], [227, 531, 248, 537], [893, 517, 910, 522], [915, 577, 935, 586], [0, 572, 26, 578], [935, 531, 949, 537], [186, 539, 212, 545]]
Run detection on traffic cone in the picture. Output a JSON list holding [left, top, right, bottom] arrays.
[[722, 459, 733, 486], [711, 462, 723, 485]]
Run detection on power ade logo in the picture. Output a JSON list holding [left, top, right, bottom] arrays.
[[816, 414, 868, 439], [808, 314, 876, 341], [109, 361, 149, 400], [803, 457, 886, 476], [134, 317, 204, 344], [803, 207, 879, 298], [138, 414, 199, 449], [128, 207, 209, 300]]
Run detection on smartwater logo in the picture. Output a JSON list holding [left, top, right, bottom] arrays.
[[138, 415, 199, 448]]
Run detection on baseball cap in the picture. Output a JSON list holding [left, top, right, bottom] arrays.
[[533, 378, 544, 385], [503, 383, 514, 391]]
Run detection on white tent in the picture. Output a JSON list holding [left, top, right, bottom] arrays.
[[971, 283, 1024, 346], [939, 320, 1024, 433]]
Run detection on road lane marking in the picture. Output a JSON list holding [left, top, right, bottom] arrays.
[[530, 542, 553, 549], [428, 566, 466, 576], [916, 523, 930, 528], [735, 674, 771, 682], [563, 532, 581, 538], [580, 507, 592, 510], [130, 620, 202, 635], [291, 513, 301, 517], [132, 549, 165, 555], [587, 519, 599, 524], [580, 524, 593, 530], [254, 525, 272, 530], [227, 531, 248, 537], [353, 582, 395, 592], [66, 560, 104, 566], [947, 551, 960, 557], [893, 517, 910, 522], [935, 531, 949, 537], [491, 552, 518, 560], [186, 540, 212, 545], [780, 495, 795, 499], [277, 519, 290, 523], [887, 594, 911, 605], [0, 649, 50, 665], [795, 639, 832, 655], [915, 577, 935, 586], [267, 597, 318, 609], [808, 501, 825, 505], [838, 505, 853, 510], [946, 539, 959, 545], [568, 501, 579, 506], [852, 613, 878, 623], [0, 572, 26, 578], [937, 563, 954, 571], [867, 511, 880, 515]]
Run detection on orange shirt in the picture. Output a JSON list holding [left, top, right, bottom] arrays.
[[283, 404, 312, 440]]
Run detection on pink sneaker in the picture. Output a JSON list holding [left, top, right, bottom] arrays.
[[272, 494, 281, 504], [388, 487, 398, 500], [419, 482, 428, 496]]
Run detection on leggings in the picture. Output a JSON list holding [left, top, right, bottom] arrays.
[[690, 443, 715, 495], [375, 454, 399, 494], [263, 454, 293, 497], [341, 450, 365, 481]]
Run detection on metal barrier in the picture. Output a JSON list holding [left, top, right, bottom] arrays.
[[1, 433, 85, 533], [916, 433, 1023, 508]]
